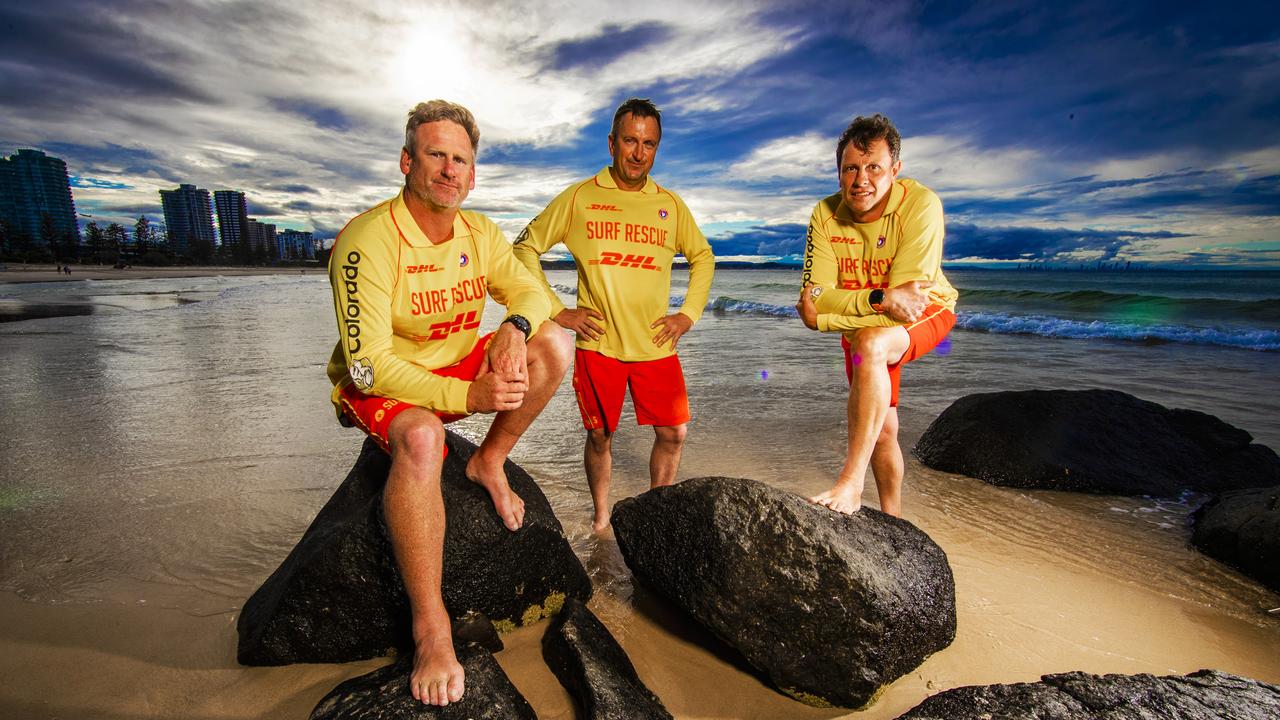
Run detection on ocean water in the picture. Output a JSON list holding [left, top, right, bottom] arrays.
[[0, 267, 1277, 633]]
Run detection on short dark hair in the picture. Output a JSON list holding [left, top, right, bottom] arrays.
[[835, 113, 900, 169], [405, 100, 480, 155], [611, 97, 662, 139]]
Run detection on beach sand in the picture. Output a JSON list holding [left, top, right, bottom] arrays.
[[1, 451, 1276, 719], [1, 270, 1276, 719], [0, 264, 311, 284]]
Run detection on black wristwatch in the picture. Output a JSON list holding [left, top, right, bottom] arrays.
[[502, 314, 532, 340], [869, 288, 885, 313]]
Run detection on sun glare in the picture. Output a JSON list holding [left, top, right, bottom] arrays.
[[388, 15, 476, 108]]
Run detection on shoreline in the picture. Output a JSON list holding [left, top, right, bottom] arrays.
[[0, 269, 1276, 718], [0, 264, 310, 284]]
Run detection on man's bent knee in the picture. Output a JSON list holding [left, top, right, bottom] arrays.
[[852, 326, 909, 365], [528, 322, 574, 371], [388, 409, 446, 464], [654, 423, 687, 447]]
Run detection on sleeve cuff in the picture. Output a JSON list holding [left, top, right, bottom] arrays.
[[444, 378, 471, 416]]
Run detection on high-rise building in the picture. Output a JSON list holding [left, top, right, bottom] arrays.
[[0, 148, 80, 249], [159, 184, 215, 256], [247, 218, 277, 258], [277, 229, 316, 260], [213, 190, 249, 254]]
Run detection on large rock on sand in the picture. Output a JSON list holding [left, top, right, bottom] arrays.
[[915, 389, 1280, 496], [309, 643, 535, 720], [1192, 485, 1280, 591], [542, 597, 673, 720], [896, 668, 1280, 719], [612, 477, 956, 709], [237, 432, 591, 665]]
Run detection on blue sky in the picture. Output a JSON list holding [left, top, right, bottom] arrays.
[[2, 0, 1278, 266]]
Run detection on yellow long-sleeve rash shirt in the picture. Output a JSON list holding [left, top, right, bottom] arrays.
[[801, 178, 958, 333], [512, 168, 715, 362], [326, 190, 551, 416]]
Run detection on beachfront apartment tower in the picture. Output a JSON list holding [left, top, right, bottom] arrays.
[[160, 184, 215, 257], [0, 149, 80, 250], [213, 190, 250, 256], [247, 218, 277, 259], [277, 229, 316, 260]]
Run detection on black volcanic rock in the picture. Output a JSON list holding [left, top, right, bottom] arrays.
[[914, 389, 1280, 496], [1192, 485, 1280, 591], [542, 597, 673, 720], [611, 477, 956, 709], [237, 432, 591, 665], [309, 644, 535, 720], [896, 668, 1280, 719]]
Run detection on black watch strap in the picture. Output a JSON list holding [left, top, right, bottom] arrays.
[[869, 288, 885, 312], [502, 314, 532, 340]]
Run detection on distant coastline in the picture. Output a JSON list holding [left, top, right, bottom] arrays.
[[0, 264, 301, 284]]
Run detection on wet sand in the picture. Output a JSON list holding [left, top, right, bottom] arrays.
[[1, 271, 1276, 718], [1, 460, 1276, 719], [0, 265, 306, 284]]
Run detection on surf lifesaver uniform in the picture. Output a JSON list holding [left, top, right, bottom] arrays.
[[803, 178, 959, 406], [513, 168, 715, 431], [326, 190, 551, 449]]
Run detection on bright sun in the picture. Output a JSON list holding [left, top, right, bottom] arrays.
[[388, 14, 477, 108]]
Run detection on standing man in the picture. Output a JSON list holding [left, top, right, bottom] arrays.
[[796, 113, 957, 517], [327, 100, 572, 706], [514, 97, 715, 533]]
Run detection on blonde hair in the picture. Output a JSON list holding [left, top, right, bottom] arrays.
[[405, 100, 480, 155]]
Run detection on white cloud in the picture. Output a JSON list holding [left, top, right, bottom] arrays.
[[901, 135, 1043, 191], [726, 132, 831, 181]]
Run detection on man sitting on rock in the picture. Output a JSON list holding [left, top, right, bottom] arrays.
[[796, 113, 958, 516], [326, 100, 573, 706]]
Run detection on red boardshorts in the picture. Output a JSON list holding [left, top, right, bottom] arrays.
[[572, 348, 690, 433], [336, 332, 494, 455], [843, 305, 955, 407]]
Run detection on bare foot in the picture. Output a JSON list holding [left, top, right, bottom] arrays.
[[466, 454, 525, 531], [808, 481, 864, 514], [409, 636, 465, 706], [591, 511, 611, 534]]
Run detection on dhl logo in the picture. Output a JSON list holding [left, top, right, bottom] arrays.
[[587, 203, 622, 212], [426, 310, 481, 340], [589, 251, 660, 270], [406, 264, 444, 274]]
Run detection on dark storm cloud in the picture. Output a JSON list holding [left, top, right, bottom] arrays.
[[283, 199, 340, 213], [247, 202, 288, 216], [268, 184, 320, 194], [944, 224, 1187, 262], [269, 98, 355, 132], [710, 223, 808, 257], [682, 1, 1280, 169], [542, 22, 675, 71], [0, 3, 209, 104], [718, 220, 1189, 264], [949, 169, 1280, 221]]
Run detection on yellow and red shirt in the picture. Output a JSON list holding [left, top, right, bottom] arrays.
[[802, 178, 958, 333], [326, 190, 550, 416], [513, 167, 715, 362]]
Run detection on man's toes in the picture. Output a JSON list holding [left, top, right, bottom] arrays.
[[435, 679, 450, 706], [447, 672, 465, 703]]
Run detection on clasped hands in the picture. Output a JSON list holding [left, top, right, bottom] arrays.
[[466, 322, 528, 413], [796, 280, 934, 329]]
